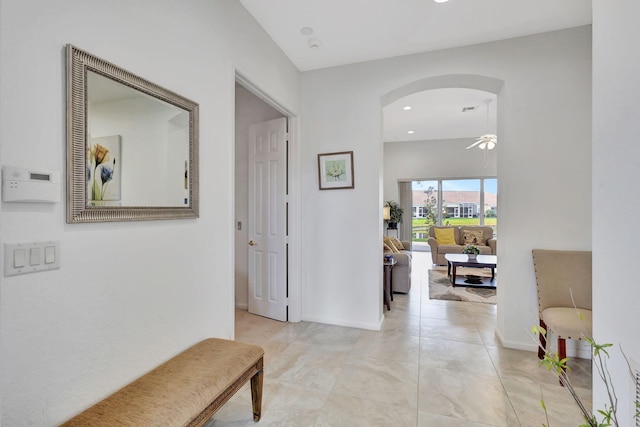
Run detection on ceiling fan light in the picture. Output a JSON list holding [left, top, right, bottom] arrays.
[[487, 141, 496, 150], [478, 142, 487, 150]]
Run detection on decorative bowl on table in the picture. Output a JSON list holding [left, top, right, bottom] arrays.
[[464, 275, 483, 284]]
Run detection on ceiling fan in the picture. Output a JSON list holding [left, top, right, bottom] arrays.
[[466, 99, 497, 150]]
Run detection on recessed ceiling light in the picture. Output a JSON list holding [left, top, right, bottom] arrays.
[[403, 106, 412, 111], [408, 130, 415, 134], [300, 27, 314, 36], [434, 0, 449, 3]]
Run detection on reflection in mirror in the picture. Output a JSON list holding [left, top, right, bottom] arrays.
[[67, 44, 199, 223], [87, 71, 190, 207]]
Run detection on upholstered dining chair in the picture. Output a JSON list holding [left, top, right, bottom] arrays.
[[531, 249, 592, 365]]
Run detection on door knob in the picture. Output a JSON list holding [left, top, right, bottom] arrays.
[[248, 240, 257, 246]]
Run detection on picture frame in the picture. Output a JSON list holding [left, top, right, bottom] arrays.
[[66, 44, 199, 223], [317, 151, 354, 190]]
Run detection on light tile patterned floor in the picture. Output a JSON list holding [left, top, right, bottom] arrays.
[[206, 251, 592, 426]]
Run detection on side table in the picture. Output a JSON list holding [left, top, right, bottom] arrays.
[[383, 258, 397, 310]]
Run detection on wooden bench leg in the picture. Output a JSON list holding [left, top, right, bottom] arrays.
[[251, 358, 264, 421]]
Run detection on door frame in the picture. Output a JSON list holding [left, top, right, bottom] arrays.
[[234, 71, 302, 324]]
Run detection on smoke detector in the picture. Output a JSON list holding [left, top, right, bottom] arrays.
[[308, 38, 322, 49]]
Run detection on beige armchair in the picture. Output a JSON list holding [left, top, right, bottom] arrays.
[[532, 249, 592, 365]]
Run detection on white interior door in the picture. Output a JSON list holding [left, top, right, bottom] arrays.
[[248, 117, 287, 321]]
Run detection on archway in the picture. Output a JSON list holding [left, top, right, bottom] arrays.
[[380, 73, 504, 313]]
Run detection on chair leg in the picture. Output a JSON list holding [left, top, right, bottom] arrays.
[[557, 338, 566, 363], [537, 319, 547, 360], [557, 337, 567, 387]]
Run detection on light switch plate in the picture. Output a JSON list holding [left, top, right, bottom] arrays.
[[13, 249, 26, 268], [4, 241, 60, 277], [29, 247, 41, 265]]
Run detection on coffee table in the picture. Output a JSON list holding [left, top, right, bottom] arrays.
[[444, 254, 497, 288]]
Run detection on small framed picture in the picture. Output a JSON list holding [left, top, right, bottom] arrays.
[[317, 151, 354, 190]]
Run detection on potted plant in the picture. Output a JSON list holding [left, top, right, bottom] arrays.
[[463, 244, 480, 260], [384, 201, 404, 230]]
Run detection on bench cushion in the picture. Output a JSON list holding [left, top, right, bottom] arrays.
[[62, 338, 264, 427]]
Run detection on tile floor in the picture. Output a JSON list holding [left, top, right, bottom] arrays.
[[207, 251, 592, 426]]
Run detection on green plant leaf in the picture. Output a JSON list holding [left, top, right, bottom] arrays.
[[532, 325, 546, 335], [592, 342, 612, 357]]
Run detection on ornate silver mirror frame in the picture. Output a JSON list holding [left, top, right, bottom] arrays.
[[66, 44, 199, 223]]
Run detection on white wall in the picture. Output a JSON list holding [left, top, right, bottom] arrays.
[[0, 0, 299, 425], [234, 85, 284, 309], [383, 137, 497, 202], [592, 1, 640, 423], [301, 27, 592, 341]]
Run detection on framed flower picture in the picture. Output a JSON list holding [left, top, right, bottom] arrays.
[[317, 151, 354, 190], [87, 135, 122, 205]]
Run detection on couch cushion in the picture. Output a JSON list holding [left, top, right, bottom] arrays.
[[460, 226, 493, 244], [434, 228, 456, 244], [383, 237, 399, 253], [462, 229, 485, 245], [437, 244, 463, 254], [389, 236, 405, 250]]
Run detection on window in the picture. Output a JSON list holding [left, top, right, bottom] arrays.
[[442, 179, 481, 226], [411, 180, 438, 242], [411, 178, 497, 243]]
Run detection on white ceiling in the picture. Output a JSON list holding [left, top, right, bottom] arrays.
[[239, 0, 592, 142], [384, 89, 497, 142], [239, 0, 592, 72]]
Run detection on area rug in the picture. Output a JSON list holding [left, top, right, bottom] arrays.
[[428, 267, 496, 304]]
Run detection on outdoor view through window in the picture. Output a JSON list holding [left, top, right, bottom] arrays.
[[411, 178, 497, 243]]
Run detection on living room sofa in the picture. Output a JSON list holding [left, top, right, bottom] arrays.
[[427, 226, 496, 265], [383, 237, 412, 293]]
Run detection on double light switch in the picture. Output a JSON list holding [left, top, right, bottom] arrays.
[[4, 241, 60, 277]]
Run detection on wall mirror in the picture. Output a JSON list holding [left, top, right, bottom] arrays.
[[66, 44, 199, 223]]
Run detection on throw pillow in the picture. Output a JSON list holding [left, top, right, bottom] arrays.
[[462, 229, 485, 245], [434, 227, 456, 245], [383, 237, 399, 253], [383, 243, 393, 253], [389, 236, 405, 250]]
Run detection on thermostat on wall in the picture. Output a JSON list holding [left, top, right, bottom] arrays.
[[2, 166, 61, 203]]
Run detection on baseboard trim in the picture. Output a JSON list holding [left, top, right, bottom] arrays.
[[498, 330, 592, 359], [235, 303, 248, 310]]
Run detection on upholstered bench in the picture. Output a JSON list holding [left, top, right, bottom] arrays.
[[61, 338, 264, 426]]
